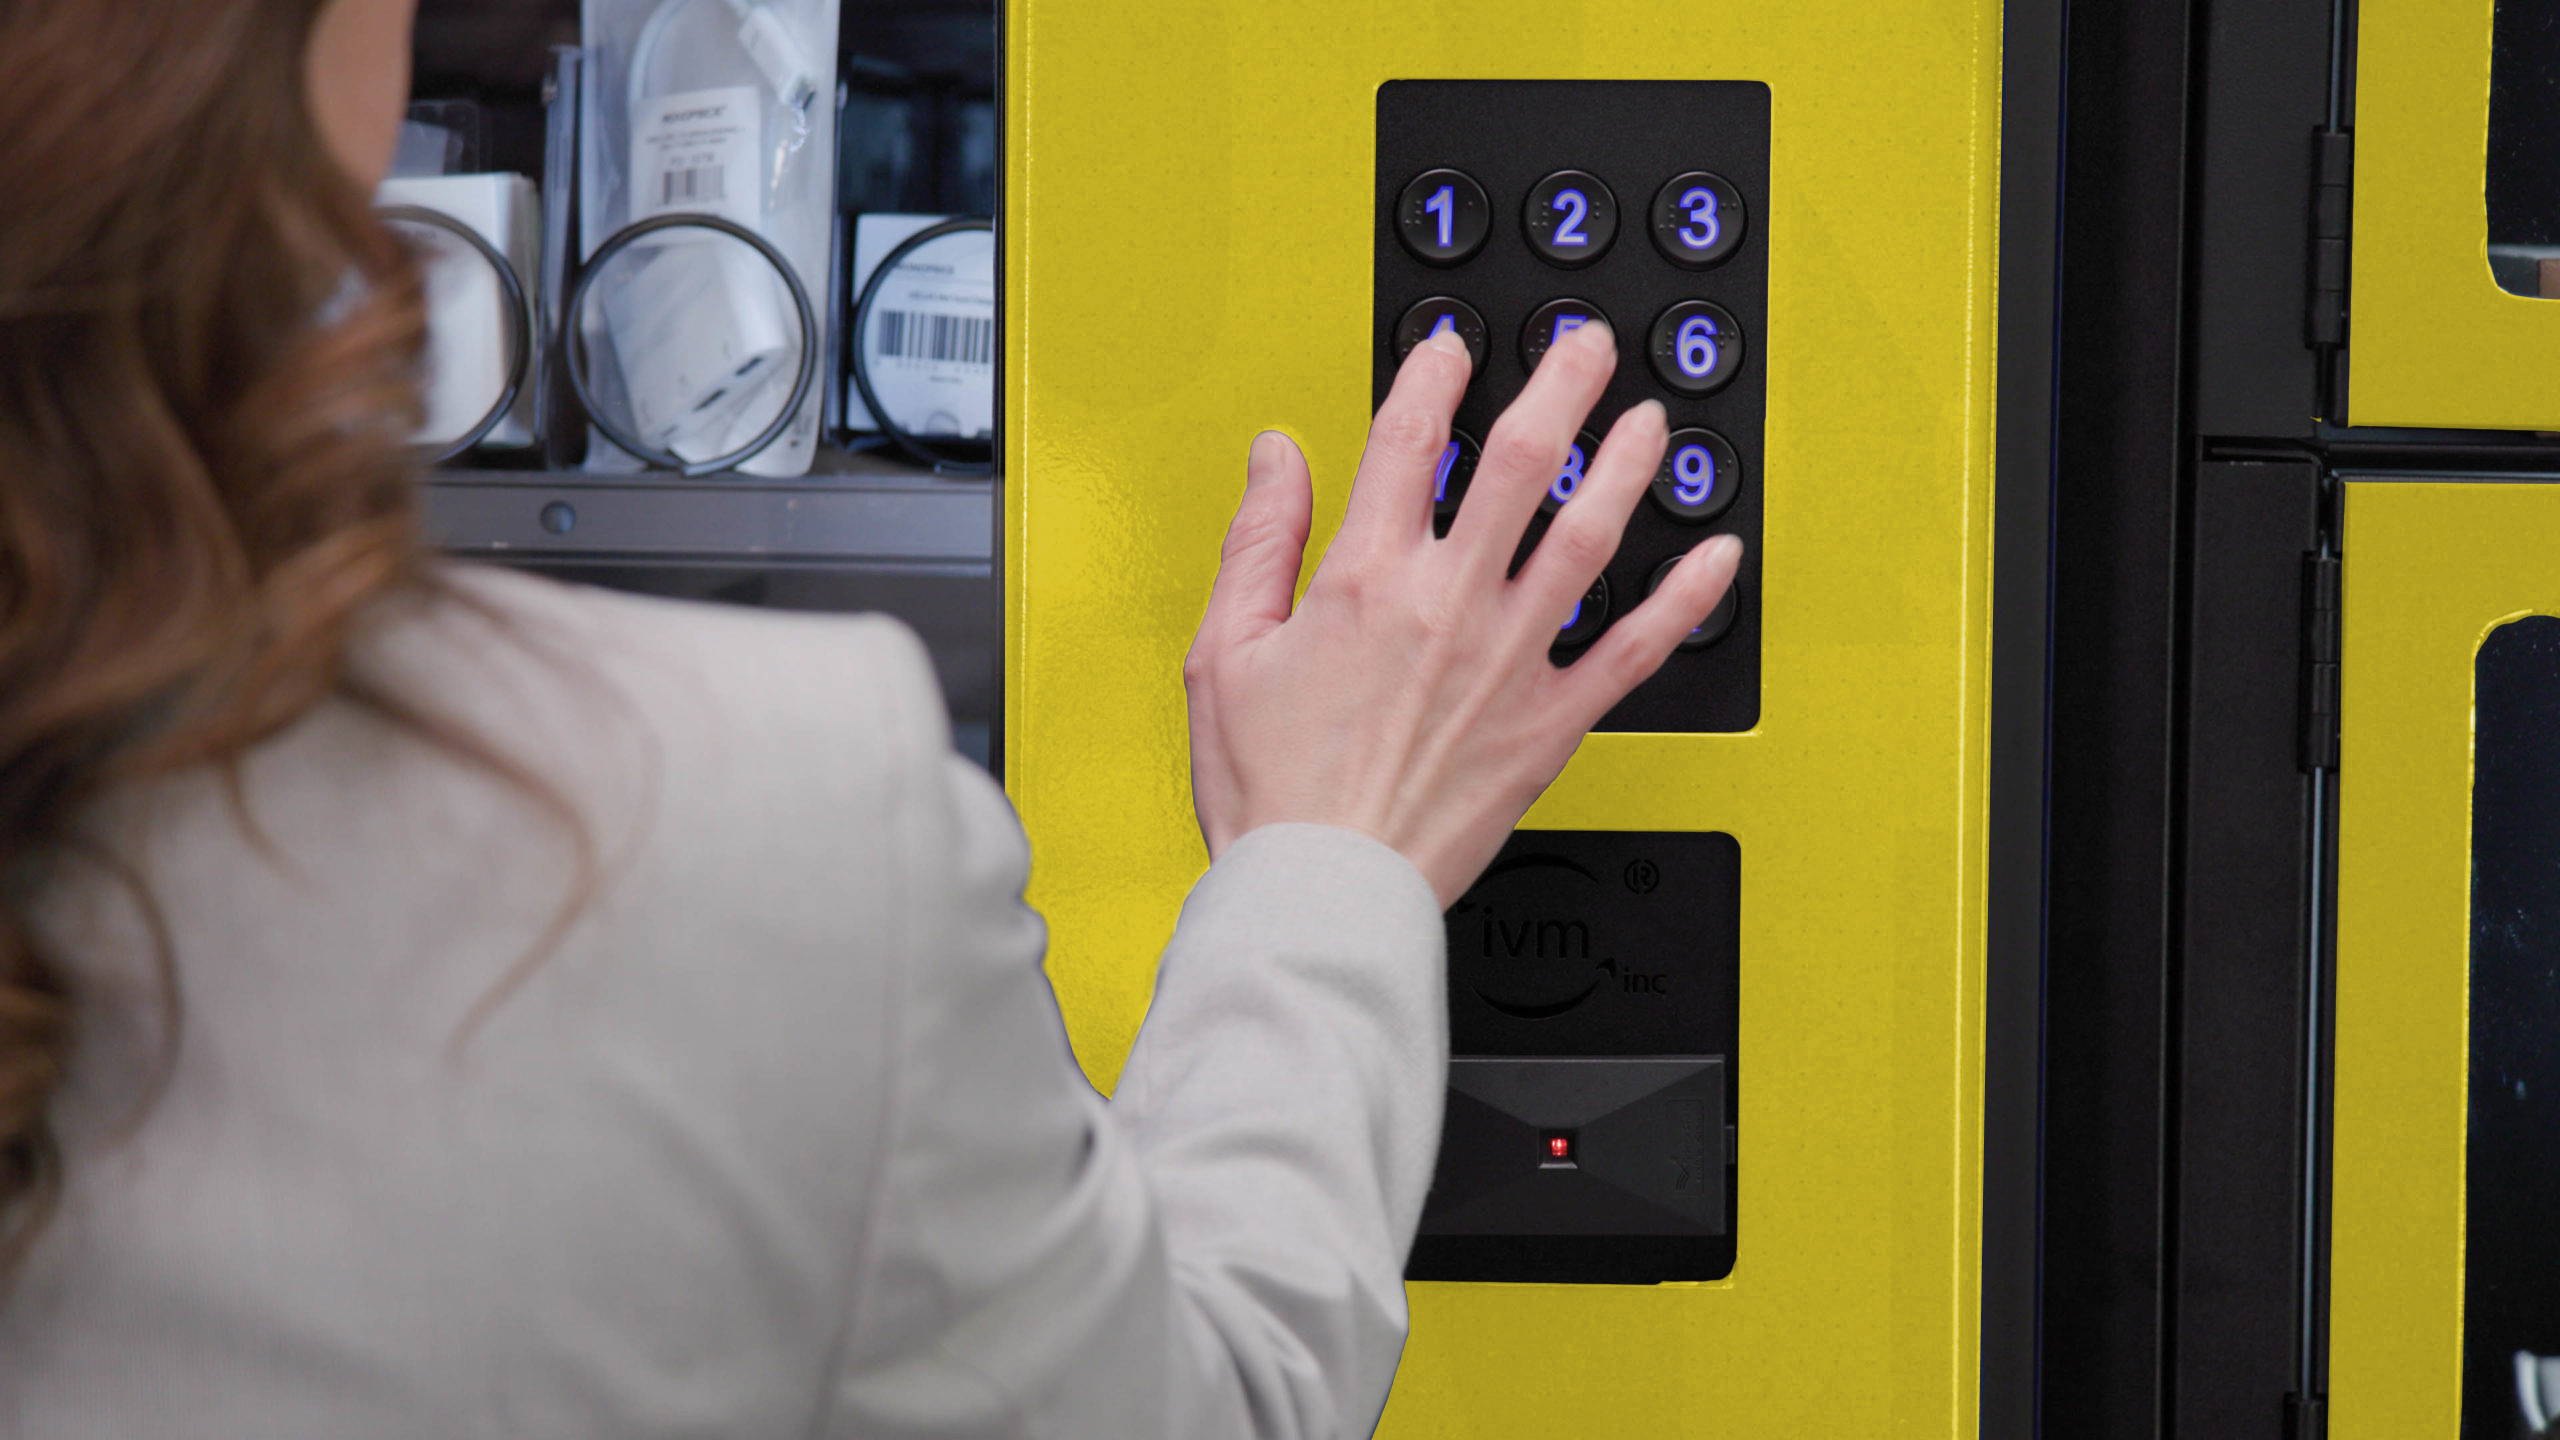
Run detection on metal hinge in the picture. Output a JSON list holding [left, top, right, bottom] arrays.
[[2285, 1392, 2328, 1440], [2300, 554, 2341, 772], [2308, 129, 2352, 349]]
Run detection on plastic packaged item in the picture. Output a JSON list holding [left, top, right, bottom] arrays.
[[579, 0, 840, 476], [844, 213, 992, 468], [377, 173, 541, 457]]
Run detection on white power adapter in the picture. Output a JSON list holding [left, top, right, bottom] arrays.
[[599, 237, 795, 464]]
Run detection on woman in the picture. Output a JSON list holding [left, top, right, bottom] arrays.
[[0, 2, 1742, 1436]]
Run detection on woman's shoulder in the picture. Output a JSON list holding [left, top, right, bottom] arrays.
[[347, 562, 967, 946], [388, 561, 952, 793]]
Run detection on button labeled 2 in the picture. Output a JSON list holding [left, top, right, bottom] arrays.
[[1525, 170, 1618, 268]]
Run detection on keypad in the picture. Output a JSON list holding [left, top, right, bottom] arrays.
[[1376, 80, 1768, 733]]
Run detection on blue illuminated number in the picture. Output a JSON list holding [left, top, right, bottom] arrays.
[[1553, 313, 1590, 347], [1678, 185, 1722, 251], [1434, 440, 1461, 503], [1425, 184, 1455, 250], [1429, 313, 1456, 340], [1551, 441, 1588, 507], [1559, 598, 1583, 632], [1676, 314, 1721, 379], [1553, 188, 1591, 247], [1673, 443, 1715, 506]]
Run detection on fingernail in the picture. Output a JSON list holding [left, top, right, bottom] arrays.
[[1634, 398, 1668, 428], [1575, 316, 1616, 346], [1248, 430, 1287, 485], [1703, 534, 1745, 565], [1424, 328, 1471, 363]]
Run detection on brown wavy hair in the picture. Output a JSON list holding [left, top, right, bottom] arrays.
[[0, 1, 508, 1287]]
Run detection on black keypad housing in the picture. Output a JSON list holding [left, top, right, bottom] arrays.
[[1377, 79, 1769, 733]]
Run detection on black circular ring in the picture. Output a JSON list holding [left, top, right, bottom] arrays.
[[850, 217, 996, 474], [378, 204, 534, 465], [562, 211, 821, 477]]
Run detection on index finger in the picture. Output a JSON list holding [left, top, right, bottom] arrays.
[[1335, 329, 1473, 556]]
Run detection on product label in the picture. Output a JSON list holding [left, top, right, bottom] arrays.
[[860, 228, 996, 440], [631, 84, 761, 232]]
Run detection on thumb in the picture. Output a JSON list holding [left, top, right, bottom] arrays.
[[1200, 430, 1314, 643]]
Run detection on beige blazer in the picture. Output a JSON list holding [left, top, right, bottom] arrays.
[[0, 566, 1448, 1439]]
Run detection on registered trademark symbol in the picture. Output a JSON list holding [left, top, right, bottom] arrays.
[[1624, 859, 1660, 894]]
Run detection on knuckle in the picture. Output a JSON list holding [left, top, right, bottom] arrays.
[[1483, 414, 1559, 475], [1181, 646, 1215, 689], [1543, 518, 1616, 575], [1370, 405, 1447, 467]]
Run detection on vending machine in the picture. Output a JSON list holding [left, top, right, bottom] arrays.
[[1002, 2, 2059, 1433]]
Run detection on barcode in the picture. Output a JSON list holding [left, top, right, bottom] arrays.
[[879, 310, 993, 366], [660, 165, 726, 207]]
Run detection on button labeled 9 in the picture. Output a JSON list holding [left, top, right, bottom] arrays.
[[1650, 428, 1740, 523]]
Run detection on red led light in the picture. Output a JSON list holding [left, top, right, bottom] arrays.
[[1548, 1136, 1571, 1159]]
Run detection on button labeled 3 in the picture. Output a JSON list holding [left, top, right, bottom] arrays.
[[1651, 171, 1747, 269]]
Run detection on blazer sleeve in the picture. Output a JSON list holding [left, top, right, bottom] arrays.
[[825, 745, 1449, 1440]]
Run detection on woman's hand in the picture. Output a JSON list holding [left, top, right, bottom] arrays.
[[1184, 320, 1746, 908]]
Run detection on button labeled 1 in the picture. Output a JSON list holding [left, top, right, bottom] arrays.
[[1650, 300, 1743, 395], [1541, 431, 1602, 515], [1395, 296, 1489, 373], [1525, 170, 1617, 268], [1650, 429, 1741, 523], [1651, 171, 1747, 269], [1397, 168, 1491, 265], [1522, 299, 1609, 372], [1650, 556, 1740, 650]]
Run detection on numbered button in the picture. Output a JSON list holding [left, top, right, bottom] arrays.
[[1651, 171, 1747, 269], [1555, 574, 1611, 649], [1432, 429, 1482, 529], [1525, 170, 1618, 268], [1393, 296, 1489, 373], [1650, 556, 1741, 650], [1397, 168, 1491, 265], [1649, 300, 1743, 396], [1650, 428, 1741, 523], [1541, 431, 1602, 515], [1521, 299, 1609, 373]]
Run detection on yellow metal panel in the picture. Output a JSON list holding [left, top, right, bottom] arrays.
[[2350, 0, 2560, 430], [2331, 482, 2560, 1439], [1005, 3, 2004, 1432]]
